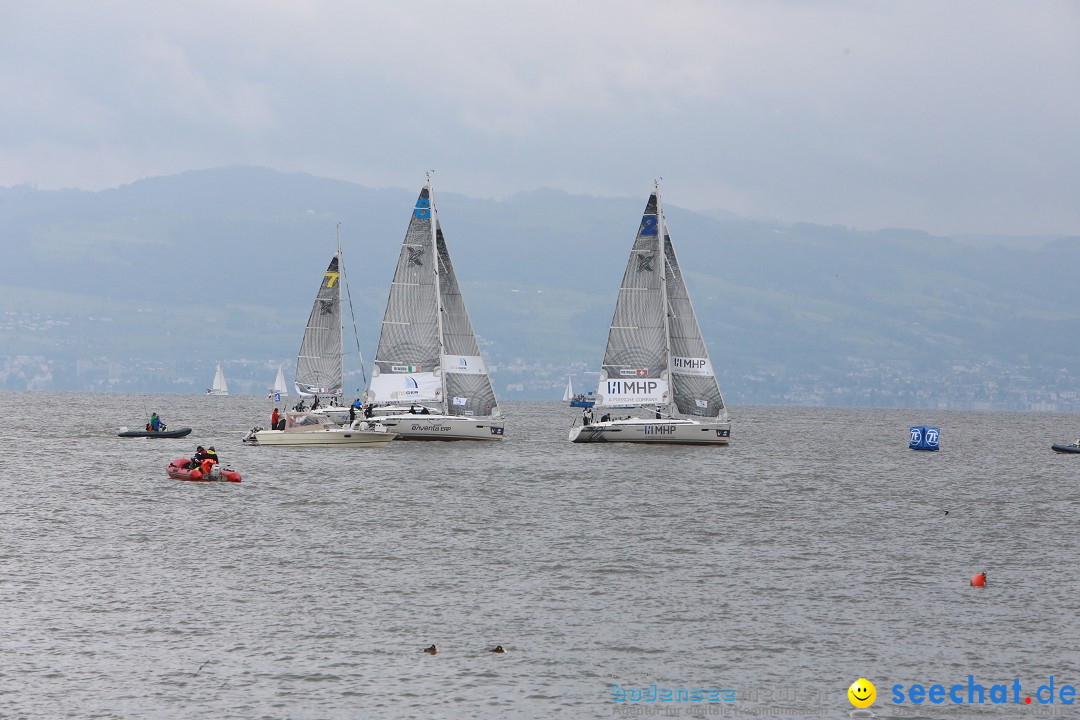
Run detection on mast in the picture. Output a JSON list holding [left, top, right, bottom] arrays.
[[336, 222, 344, 402], [656, 180, 674, 417], [429, 172, 449, 414]]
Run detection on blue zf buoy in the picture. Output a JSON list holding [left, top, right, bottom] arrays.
[[909, 425, 940, 451]]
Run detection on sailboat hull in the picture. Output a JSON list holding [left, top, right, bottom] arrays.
[[249, 428, 396, 447], [373, 414, 505, 441], [569, 417, 730, 445]]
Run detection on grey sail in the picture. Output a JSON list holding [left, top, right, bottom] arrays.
[[437, 221, 499, 417], [367, 186, 444, 405], [664, 228, 725, 418], [294, 254, 344, 397], [595, 192, 669, 407]]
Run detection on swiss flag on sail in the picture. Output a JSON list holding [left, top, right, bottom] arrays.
[[636, 369, 647, 377]]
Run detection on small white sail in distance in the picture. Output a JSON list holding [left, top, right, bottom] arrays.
[[562, 375, 573, 402]]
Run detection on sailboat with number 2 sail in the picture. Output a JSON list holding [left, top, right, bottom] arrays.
[[569, 183, 730, 445], [365, 175, 504, 440]]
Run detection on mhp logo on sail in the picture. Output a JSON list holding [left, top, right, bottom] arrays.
[[673, 358, 707, 370], [605, 380, 659, 394]]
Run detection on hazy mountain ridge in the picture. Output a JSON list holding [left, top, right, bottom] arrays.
[[1, 166, 1078, 409]]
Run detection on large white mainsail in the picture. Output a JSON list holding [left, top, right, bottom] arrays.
[[294, 252, 344, 399], [367, 176, 503, 440], [594, 191, 669, 407], [367, 183, 443, 406], [570, 183, 729, 445]]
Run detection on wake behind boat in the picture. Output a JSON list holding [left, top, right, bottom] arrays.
[[568, 182, 731, 446], [364, 175, 504, 441]]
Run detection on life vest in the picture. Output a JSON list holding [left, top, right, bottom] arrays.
[[201, 459, 215, 475]]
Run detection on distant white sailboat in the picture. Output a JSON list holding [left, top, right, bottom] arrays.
[[268, 365, 288, 401], [569, 183, 730, 445], [562, 375, 574, 402], [207, 362, 229, 396]]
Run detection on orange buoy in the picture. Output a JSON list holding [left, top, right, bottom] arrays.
[[970, 571, 987, 587]]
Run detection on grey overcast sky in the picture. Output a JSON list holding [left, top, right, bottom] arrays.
[[2, 1, 1078, 235]]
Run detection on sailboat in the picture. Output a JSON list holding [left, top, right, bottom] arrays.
[[365, 175, 505, 440], [267, 365, 288, 402], [291, 227, 363, 425], [206, 362, 229, 396], [569, 183, 731, 445], [248, 231, 393, 447], [564, 373, 596, 408]]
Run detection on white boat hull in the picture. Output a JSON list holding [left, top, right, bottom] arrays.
[[568, 417, 730, 445], [250, 426, 395, 447], [372, 414, 505, 441]]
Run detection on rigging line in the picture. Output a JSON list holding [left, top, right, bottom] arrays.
[[339, 256, 368, 390]]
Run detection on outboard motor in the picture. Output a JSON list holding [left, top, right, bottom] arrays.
[[209, 464, 222, 481]]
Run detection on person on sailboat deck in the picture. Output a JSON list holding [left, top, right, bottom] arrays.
[[363, 403, 374, 419], [349, 404, 356, 423], [311, 396, 320, 410], [271, 407, 280, 428], [601, 413, 611, 423], [582, 407, 594, 425]]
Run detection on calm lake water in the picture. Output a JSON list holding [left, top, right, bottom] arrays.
[[1, 392, 1078, 719]]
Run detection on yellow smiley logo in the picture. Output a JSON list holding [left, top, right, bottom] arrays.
[[848, 678, 876, 708]]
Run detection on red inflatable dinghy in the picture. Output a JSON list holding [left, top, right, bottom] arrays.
[[166, 458, 242, 483]]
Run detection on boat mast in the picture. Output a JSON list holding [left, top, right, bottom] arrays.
[[656, 180, 675, 417], [336, 222, 344, 403], [429, 172, 449, 415]]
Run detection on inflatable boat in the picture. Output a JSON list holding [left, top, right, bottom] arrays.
[[1051, 443, 1080, 454], [119, 427, 192, 438], [166, 458, 242, 482]]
